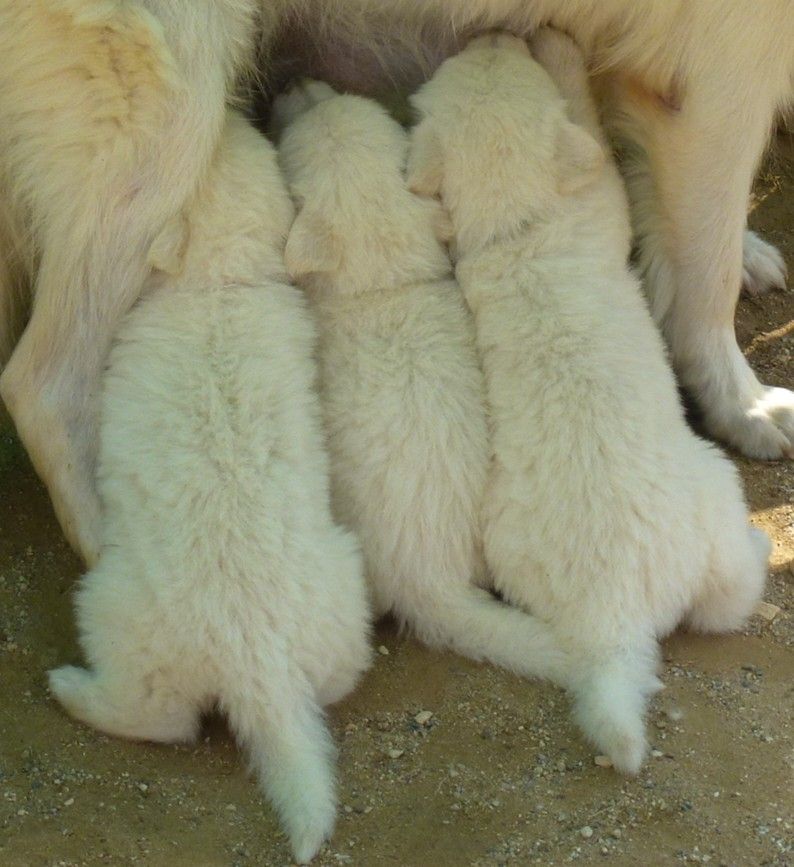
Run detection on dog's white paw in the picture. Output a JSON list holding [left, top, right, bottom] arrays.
[[716, 386, 794, 460], [49, 665, 93, 716], [742, 230, 787, 296]]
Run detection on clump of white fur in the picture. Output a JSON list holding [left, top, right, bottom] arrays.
[[408, 30, 770, 773], [48, 110, 371, 865], [274, 80, 571, 686]]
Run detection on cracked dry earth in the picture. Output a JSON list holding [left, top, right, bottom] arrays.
[[1, 134, 792, 867]]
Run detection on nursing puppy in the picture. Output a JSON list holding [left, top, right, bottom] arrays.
[[274, 80, 568, 687], [2, 1, 791, 566], [48, 111, 371, 864], [409, 31, 770, 773]]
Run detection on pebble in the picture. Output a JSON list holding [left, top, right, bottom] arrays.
[[414, 711, 433, 726], [580, 826, 594, 839], [377, 645, 390, 656], [594, 755, 613, 768], [754, 601, 781, 621], [387, 749, 404, 760]]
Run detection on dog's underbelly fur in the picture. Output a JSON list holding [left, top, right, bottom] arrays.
[[268, 1, 686, 103]]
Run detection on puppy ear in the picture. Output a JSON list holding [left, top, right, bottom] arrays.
[[432, 206, 454, 244], [284, 209, 342, 278], [407, 122, 444, 198], [556, 119, 605, 195]]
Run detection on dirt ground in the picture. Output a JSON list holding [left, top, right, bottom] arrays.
[[1, 132, 792, 867]]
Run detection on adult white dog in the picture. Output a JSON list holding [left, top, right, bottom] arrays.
[[49, 110, 371, 865], [0, 1, 792, 563], [408, 29, 770, 774]]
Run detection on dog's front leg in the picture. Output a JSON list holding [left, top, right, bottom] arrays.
[[610, 75, 793, 460], [0, 1, 255, 563]]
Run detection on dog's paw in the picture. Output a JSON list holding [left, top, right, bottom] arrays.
[[716, 386, 794, 460], [48, 665, 94, 715], [742, 230, 787, 296]]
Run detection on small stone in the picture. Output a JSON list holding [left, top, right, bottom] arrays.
[[651, 749, 664, 758], [63, 798, 74, 807], [610, 830, 622, 839], [594, 755, 613, 768], [377, 645, 390, 656], [137, 783, 149, 793], [414, 711, 433, 726], [754, 601, 781, 621], [580, 826, 594, 839], [387, 749, 404, 759]]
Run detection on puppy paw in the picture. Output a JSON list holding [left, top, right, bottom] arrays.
[[742, 230, 787, 296], [48, 665, 94, 716]]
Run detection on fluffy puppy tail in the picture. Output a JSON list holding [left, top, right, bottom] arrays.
[[221, 655, 337, 865], [569, 644, 662, 775], [398, 582, 571, 688]]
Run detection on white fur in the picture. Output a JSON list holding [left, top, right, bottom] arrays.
[[408, 31, 770, 773], [1, 0, 792, 562], [274, 82, 570, 686], [48, 111, 372, 865]]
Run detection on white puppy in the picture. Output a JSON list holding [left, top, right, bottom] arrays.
[[48, 111, 371, 864], [409, 31, 770, 773], [274, 80, 569, 687]]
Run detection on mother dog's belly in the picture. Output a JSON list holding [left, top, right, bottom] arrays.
[[266, 0, 679, 107]]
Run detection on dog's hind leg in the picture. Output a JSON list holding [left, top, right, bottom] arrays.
[[0, 2, 260, 562], [48, 664, 199, 744], [604, 45, 794, 459]]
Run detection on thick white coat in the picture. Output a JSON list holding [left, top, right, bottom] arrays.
[[48, 111, 371, 865], [275, 83, 569, 685], [408, 32, 770, 773]]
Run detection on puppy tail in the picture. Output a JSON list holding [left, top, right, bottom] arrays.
[[569, 644, 662, 775], [399, 582, 571, 687], [221, 655, 337, 864]]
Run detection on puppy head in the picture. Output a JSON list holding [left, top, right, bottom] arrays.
[[408, 35, 604, 254], [269, 78, 337, 140], [279, 92, 451, 291]]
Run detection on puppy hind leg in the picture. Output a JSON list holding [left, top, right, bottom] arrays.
[[48, 664, 199, 744]]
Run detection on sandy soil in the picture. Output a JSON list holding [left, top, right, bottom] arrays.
[[1, 134, 792, 867]]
